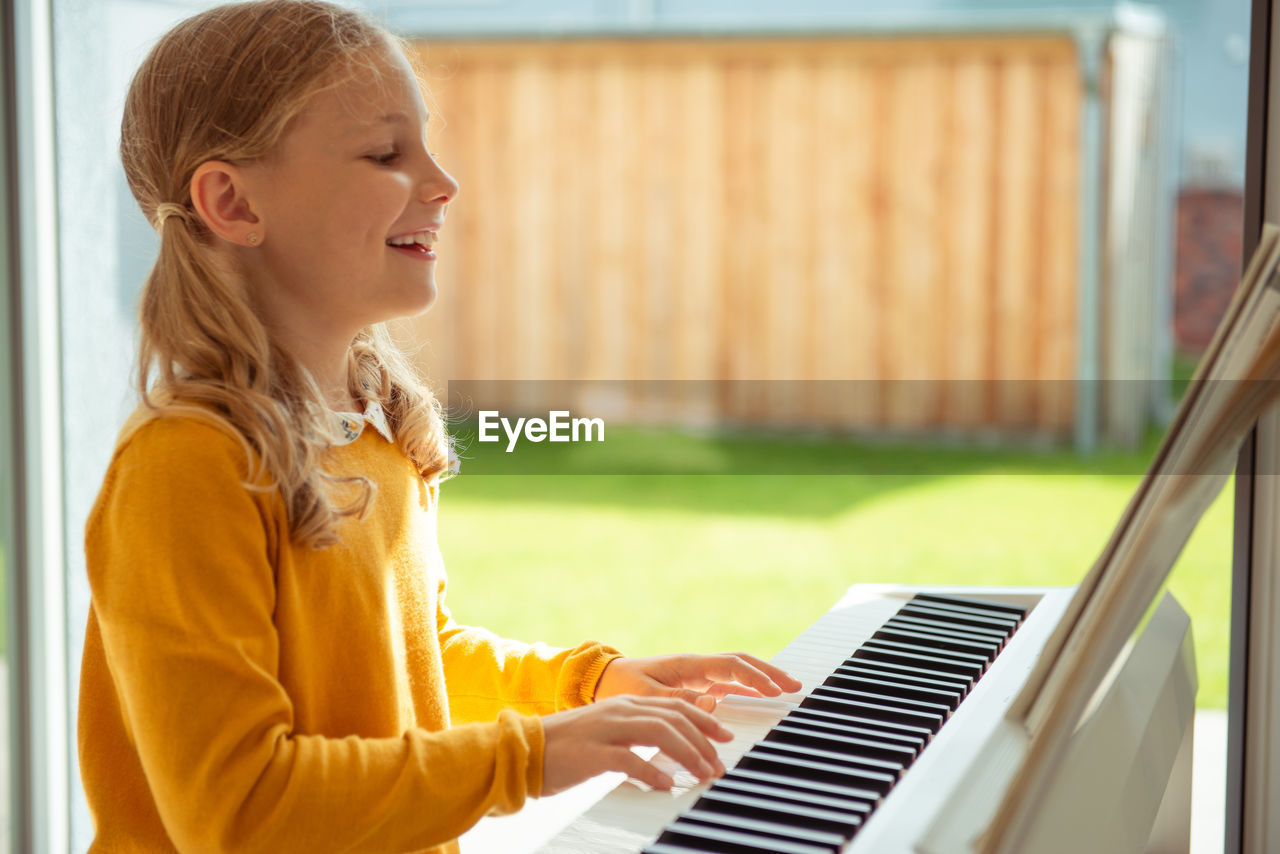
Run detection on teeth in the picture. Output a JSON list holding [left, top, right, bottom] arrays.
[[387, 231, 436, 247]]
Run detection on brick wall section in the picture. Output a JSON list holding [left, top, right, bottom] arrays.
[[1174, 189, 1244, 353]]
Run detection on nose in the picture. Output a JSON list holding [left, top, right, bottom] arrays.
[[420, 155, 459, 205]]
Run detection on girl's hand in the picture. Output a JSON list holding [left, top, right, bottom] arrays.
[[541, 696, 733, 796], [593, 654, 804, 712]]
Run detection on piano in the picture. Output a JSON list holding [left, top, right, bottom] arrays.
[[460, 583, 1196, 854]]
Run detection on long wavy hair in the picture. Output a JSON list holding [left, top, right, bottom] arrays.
[[121, 0, 450, 548]]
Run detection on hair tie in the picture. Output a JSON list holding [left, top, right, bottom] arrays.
[[154, 202, 191, 229]]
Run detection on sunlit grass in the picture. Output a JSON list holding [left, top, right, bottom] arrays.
[[438, 427, 1233, 709]]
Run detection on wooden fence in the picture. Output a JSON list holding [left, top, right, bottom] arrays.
[[404, 36, 1084, 436]]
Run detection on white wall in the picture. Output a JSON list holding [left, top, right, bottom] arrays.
[[52, 3, 221, 846]]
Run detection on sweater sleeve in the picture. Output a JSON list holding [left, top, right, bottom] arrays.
[[437, 581, 623, 723], [84, 417, 544, 854]]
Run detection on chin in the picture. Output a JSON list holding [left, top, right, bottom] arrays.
[[374, 273, 439, 323], [405, 281, 438, 317]]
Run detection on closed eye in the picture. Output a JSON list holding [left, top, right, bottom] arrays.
[[368, 151, 400, 165]]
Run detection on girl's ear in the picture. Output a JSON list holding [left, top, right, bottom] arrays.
[[189, 160, 263, 246]]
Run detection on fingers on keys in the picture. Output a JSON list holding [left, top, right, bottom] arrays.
[[607, 697, 730, 788], [703, 652, 804, 697]]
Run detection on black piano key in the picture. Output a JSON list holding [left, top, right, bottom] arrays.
[[872, 625, 1002, 659], [849, 644, 982, 682], [681, 808, 848, 851], [897, 627, 1014, 659], [657, 819, 837, 854], [694, 788, 865, 837], [713, 774, 877, 816], [720, 767, 882, 806], [752, 739, 907, 777], [802, 686, 948, 731], [822, 671, 964, 710], [767, 722, 919, 765], [835, 659, 972, 693], [781, 711, 927, 758], [912, 592, 1027, 619], [899, 602, 1020, 633], [785, 706, 935, 746], [833, 661, 970, 697], [860, 637, 991, 670], [885, 614, 1010, 647], [810, 684, 953, 721], [855, 640, 986, 680], [885, 622, 1003, 655], [643, 844, 719, 854], [737, 746, 897, 795]]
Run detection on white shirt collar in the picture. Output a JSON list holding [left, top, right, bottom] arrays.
[[330, 398, 462, 479], [331, 399, 395, 445]]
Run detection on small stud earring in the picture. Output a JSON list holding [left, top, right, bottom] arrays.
[[246, 232, 260, 246]]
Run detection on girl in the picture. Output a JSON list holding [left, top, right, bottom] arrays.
[[77, 1, 801, 852]]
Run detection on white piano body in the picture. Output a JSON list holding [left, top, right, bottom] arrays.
[[459, 584, 1196, 854]]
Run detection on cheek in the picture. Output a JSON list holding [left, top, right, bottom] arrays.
[[355, 184, 412, 244], [274, 174, 409, 264], [362, 173, 412, 213]]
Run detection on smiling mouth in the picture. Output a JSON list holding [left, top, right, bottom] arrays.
[[386, 231, 438, 257], [388, 243, 436, 257]]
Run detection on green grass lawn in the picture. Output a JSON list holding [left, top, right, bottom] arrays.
[[437, 427, 1233, 709]]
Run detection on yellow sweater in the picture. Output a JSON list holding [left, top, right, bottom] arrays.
[[78, 410, 620, 853]]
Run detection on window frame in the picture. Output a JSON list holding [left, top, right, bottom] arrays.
[[3, 0, 71, 850]]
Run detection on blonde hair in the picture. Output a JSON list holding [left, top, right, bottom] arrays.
[[121, 0, 450, 548]]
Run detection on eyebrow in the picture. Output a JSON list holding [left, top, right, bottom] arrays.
[[376, 111, 430, 125], [343, 110, 430, 140]]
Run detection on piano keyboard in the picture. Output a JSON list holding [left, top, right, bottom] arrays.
[[520, 585, 1075, 854], [640, 593, 1029, 854]]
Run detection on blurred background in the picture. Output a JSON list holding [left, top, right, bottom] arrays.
[[0, 0, 1252, 851]]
